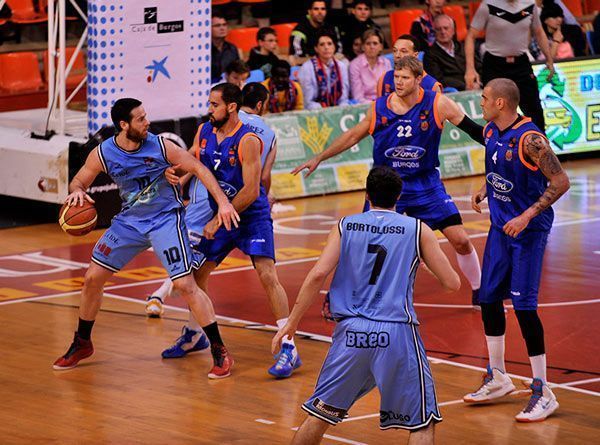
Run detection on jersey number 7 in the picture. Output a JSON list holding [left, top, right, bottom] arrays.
[[367, 244, 387, 285]]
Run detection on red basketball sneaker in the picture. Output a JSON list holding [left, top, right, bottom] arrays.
[[207, 344, 234, 379], [53, 332, 94, 370]]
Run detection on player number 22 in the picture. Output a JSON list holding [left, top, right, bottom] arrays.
[[396, 125, 413, 138], [367, 244, 388, 285]]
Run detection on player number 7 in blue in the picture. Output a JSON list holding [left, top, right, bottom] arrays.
[[367, 244, 387, 285]]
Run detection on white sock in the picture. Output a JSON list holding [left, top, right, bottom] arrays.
[[486, 335, 506, 372], [529, 354, 547, 383], [151, 278, 172, 301], [187, 310, 202, 332], [276, 318, 296, 348], [456, 250, 482, 290]]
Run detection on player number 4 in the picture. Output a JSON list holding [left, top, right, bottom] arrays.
[[367, 244, 387, 285]]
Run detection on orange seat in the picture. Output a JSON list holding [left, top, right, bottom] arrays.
[[443, 5, 468, 41], [212, 0, 232, 4], [0, 52, 43, 93], [226, 27, 260, 53], [271, 22, 297, 52], [43, 47, 86, 88], [562, 0, 584, 16], [585, 0, 600, 13], [6, 0, 47, 24], [389, 9, 424, 42]]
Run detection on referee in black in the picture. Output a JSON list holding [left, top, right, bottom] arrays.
[[464, 0, 554, 131]]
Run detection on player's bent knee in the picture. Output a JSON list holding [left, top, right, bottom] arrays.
[[171, 276, 197, 300]]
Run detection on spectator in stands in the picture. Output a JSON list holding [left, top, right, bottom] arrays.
[[351, 36, 364, 59], [222, 60, 251, 89], [248, 27, 281, 77], [537, 0, 579, 26], [340, 1, 385, 60], [262, 60, 305, 112], [290, 1, 342, 63], [410, 0, 446, 52], [424, 14, 482, 91], [298, 31, 350, 109], [377, 34, 442, 96], [349, 29, 391, 103], [540, 2, 586, 58], [211, 15, 240, 83]]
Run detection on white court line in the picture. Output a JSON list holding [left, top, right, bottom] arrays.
[[561, 377, 600, 387], [255, 419, 275, 425]]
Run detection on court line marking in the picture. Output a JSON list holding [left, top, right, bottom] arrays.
[[255, 419, 275, 425], [561, 377, 600, 387]]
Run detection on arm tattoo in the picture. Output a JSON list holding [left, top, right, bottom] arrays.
[[524, 134, 568, 216]]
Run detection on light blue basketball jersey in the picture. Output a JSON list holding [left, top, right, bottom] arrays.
[[329, 210, 421, 324], [98, 132, 183, 219], [188, 112, 275, 204]]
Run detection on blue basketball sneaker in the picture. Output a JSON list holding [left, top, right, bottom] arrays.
[[268, 343, 301, 378], [161, 326, 210, 359]]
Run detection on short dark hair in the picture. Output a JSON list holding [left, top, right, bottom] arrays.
[[366, 166, 403, 208], [211, 83, 243, 110], [307, 0, 327, 9], [314, 29, 337, 49], [111, 98, 142, 130], [272, 59, 291, 76], [225, 59, 250, 75], [257, 26, 276, 42], [353, 0, 372, 8], [396, 34, 419, 52], [487, 78, 520, 109], [242, 82, 269, 108]]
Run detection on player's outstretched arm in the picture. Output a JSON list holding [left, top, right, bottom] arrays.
[[503, 133, 570, 237], [291, 106, 373, 177], [438, 94, 485, 145], [419, 223, 461, 292], [163, 138, 239, 231], [272, 226, 341, 353], [66, 147, 103, 206]]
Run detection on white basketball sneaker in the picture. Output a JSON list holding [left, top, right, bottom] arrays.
[[145, 296, 164, 318], [515, 378, 559, 422], [463, 366, 516, 403]]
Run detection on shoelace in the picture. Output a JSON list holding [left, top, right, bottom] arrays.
[[211, 346, 227, 367], [523, 392, 542, 413], [477, 372, 494, 391], [275, 348, 293, 368]]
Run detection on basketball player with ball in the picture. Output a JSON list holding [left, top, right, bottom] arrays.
[[54, 98, 240, 379]]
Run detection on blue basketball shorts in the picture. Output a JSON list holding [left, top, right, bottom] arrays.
[[363, 183, 461, 231], [479, 226, 549, 310], [184, 198, 214, 251], [302, 317, 442, 431], [91, 208, 203, 280], [198, 213, 275, 265]]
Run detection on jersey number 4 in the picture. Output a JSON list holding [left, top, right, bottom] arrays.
[[396, 125, 413, 138], [367, 244, 387, 285]]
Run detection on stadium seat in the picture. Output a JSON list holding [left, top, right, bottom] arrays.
[[443, 86, 459, 93], [443, 5, 468, 41], [271, 22, 297, 53], [389, 9, 423, 42], [212, 0, 232, 5], [0, 52, 44, 93], [585, 0, 600, 13], [6, 0, 47, 24], [43, 47, 86, 88], [247, 69, 265, 83], [562, 0, 584, 16], [290, 65, 300, 81], [383, 52, 394, 65], [226, 27, 259, 53]]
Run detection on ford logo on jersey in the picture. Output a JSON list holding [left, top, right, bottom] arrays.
[[384, 146, 426, 160], [218, 181, 238, 198], [486, 173, 514, 193]]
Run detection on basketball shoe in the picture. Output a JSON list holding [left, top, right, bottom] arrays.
[[463, 366, 516, 403], [161, 326, 210, 359], [53, 332, 94, 370], [145, 296, 164, 318], [208, 344, 234, 379], [515, 378, 559, 422], [268, 343, 302, 378]]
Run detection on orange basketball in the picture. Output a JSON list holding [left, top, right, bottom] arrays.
[[59, 201, 98, 236]]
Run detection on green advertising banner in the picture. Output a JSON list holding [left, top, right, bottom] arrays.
[[267, 57, 600, 199]]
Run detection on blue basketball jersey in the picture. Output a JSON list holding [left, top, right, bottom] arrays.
[[329, 210, 421, 324], [484, 116, 553, 231], [97, 132, 183, 219], [378, 70, 441, 97], [196, 120, 270, 218], [370, 89, 444, 193]]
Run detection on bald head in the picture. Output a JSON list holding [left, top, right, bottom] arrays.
[[487, 78, 520, 110]]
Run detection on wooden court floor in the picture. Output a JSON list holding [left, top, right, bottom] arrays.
[[1, 158, 599, 444]]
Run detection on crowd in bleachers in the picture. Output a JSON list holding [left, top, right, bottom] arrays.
[[0, 0, 598, 113]]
